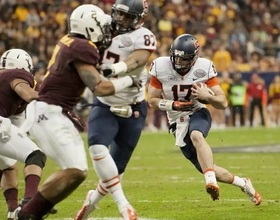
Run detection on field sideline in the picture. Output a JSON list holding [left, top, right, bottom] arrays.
[[1, 127, 280, 219]]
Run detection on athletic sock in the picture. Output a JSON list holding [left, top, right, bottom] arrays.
[[4, 188, 18, 211], [232, 175, 246, 188], [24, 174, 41, 198], [92, 151, 129, 211], [203, 168, 217, 185]]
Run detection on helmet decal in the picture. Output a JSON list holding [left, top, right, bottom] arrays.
[[194, 40, 200, 49], [143, 0, 148, 14], [1, 51, 9, 68]]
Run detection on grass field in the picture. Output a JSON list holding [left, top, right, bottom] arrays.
[[1, 127, 280, 219]]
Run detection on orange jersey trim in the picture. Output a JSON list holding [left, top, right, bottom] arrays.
[[149, 76, 162, 89], [206, 77, 219, 87]]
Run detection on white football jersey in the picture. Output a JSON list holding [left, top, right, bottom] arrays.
[[98, 27, 156, 106], [149, 56, 218, 124]]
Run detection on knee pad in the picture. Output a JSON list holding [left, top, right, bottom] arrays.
[[89, 144, 109, 160], [25, 150, 46, 169]]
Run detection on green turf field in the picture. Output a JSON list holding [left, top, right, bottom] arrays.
[[1, 127, 280, 220]]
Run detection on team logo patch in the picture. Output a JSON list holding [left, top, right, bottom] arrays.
[[120, 36, 133, 47], [193, 69, 206, 78]]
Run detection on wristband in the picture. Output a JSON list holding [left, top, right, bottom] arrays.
[[158, 99, 174, 111], [112, 61, 128, 75], [111, 76, 133, 93]]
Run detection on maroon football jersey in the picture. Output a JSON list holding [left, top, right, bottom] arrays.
[[0, 69, 34, 117], [38, 35, 100, 111]]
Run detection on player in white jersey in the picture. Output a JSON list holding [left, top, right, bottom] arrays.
[[148, 34, 261, 205], [75, 0, 156, 220]]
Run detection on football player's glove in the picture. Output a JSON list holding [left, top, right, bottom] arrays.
[[172, 101, 194, 111], [100, 63, 115, 77], [100, 61, 127, 77]]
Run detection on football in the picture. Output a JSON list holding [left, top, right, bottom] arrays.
[[193, 82, 215, 104]]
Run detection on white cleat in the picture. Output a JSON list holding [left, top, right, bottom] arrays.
[[7, 206, 21, 220], [75, 190, 97, 220], [120, 204, 137, 220], [241, 178, 262, 205]]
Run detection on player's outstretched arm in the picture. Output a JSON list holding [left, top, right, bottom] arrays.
[[75, 61, 142, 96], [12, 79, 39, 102], [100, 50, 152, 77], [125, 50, 152, 73]]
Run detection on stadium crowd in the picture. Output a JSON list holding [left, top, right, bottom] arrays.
[[0, 0, 279, 129]]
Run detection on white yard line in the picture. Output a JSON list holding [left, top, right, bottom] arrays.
[[48, 218, 170, 220]]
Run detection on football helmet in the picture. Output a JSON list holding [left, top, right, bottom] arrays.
[[111, 0, 148, 34], [170, 34, 200, 76], [0, 49, 34, 75], [69, 4, 112, 50]]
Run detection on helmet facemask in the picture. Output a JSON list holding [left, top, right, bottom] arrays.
[[170, 49, 198, 76], [87, 15, 112, 50], [169, 34, 200, 76]]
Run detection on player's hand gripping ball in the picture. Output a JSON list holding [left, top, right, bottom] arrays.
[[191, 82, 215, 104]]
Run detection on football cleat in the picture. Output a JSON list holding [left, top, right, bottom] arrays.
[[241, 178, 262, 205], [19, 197, 57, 218], [120, 204, 137, 220], [75, 190, 97, 220], [19, 197, 31, 207], [7, 207, 21, 220], [206, 183, 220, 201]]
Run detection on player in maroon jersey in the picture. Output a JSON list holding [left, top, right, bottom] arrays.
[[17, 4, 142, 220], [0, 48, 46, 220]]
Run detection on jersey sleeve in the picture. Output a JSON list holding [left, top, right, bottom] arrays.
[[149, 76, 162, 89], [133, 29, 157, 52], [208, 62, 218, 78], [5, 70, 34, 87], [148, 58, 162, 89], [205, 77, 219, 87], [70, 39, 99, 66]]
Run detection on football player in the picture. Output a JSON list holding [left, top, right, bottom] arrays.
[[75, 0, 156, 219], [16, 4, 142, 220], [0, 48, 47, 220], [147, 34, 261, 205]]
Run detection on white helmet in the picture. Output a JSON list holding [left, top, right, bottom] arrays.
[[0, 48, 34, 74], [69, 4, 112, 49]]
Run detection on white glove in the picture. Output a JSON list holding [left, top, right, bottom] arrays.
[[0, 116, 12, 142], [100, 61, 128, 77]]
